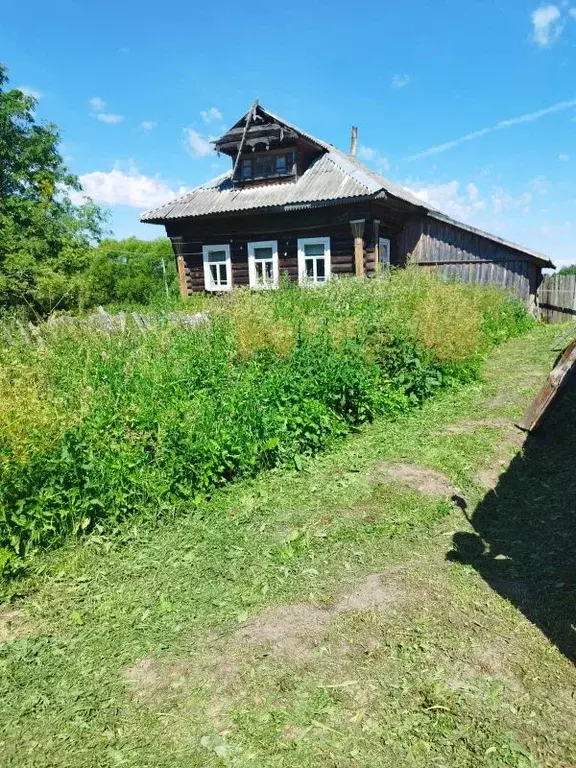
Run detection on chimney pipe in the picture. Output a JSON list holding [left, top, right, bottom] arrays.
[[349, 126, 358, 157]]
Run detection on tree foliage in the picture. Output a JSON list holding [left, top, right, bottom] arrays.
[[85, 237, 177, 307], [558, 264, 576, 276], [0, 63, 106, 316]]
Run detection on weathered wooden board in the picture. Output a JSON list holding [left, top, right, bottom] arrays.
[[0, 309, 208, 347], [517, 337, 576, 432], [538, 274, 576, 324]]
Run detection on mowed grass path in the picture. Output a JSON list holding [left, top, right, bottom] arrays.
[[1, 324, 575, 767]]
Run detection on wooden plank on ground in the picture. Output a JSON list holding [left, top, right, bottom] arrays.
[[517, 337, 576, 432]]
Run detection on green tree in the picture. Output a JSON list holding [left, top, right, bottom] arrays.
[[0, 63, 105, 316], [85, 237, 178, 307], [558, 264, 576, 276]]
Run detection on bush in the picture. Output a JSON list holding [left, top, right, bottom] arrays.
[[0, 271, 533, 570]]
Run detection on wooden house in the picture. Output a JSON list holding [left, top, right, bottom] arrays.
[[141, 104, 554, 302]]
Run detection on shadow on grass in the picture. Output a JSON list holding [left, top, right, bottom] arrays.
[[448, 374, 576, 662]]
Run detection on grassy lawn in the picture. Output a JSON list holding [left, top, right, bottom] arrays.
[[1, 323, 575, 767]]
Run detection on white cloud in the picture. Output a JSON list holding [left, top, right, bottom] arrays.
[[200, 107, 223, 124], [358, 145, 390, 173], [72, 165, 188, 209], [184, 127, 214, 158], [408, 97, 576, 160], [559, 152, 570, 160], [531, 4, 564, 46], [391, 73, 411, 89], [96, 112, 124, 124], [530, 174, 549, 194], [89, 96, 106, 112], [403, 180, 487, 220], [140, 120, 158, 130], [16, 85, 41, 99], [89, 96, 124, 125], [403, 177, 546, 222], [491, 187, 533, 215]]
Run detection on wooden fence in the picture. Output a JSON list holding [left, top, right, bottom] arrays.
[[0, 307, 207, 348], [538, 274, 576, 323]]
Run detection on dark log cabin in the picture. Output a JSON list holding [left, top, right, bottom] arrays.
[[141, 104, 554, 303]]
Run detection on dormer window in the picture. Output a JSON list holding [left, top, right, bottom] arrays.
[[237, 150, 296, 182]]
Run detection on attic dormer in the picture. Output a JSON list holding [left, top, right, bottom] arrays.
[[213, 103, 325, 186]]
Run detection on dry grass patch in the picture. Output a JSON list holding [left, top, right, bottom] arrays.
[[234, 571, 408, 661], [125, 657, 191, 702], [369, 461, 458, 498], [441, 418, 512, 434], [0, 607, 29, 643]]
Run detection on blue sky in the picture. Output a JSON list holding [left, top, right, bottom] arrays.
[[2, 0, 575, 266]]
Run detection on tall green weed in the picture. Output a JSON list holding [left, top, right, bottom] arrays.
[[0, 270, 533, 571]]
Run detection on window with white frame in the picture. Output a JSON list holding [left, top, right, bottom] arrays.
[[247, 240, 279, 289], [297, 237, 331, 285], [202, 244, 232, 291], [378, 237, 391, 268]]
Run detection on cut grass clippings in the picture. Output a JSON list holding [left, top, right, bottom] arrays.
[[1, 323, 575, 767]]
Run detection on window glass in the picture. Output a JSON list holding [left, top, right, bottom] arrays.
[[304, 243, 325, 258], [378, 237, 391, 266], [254, 156, 274, 177], [207, 250, 227, 262], [240, 159, 252, 180], [298, 238, 330, 286], [254, 247, 273, 260], [237, 151, 296, 181], [248, 241, 278, 289], [203, 245, 231, 291]]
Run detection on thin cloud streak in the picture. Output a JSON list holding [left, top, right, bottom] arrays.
[[408, 97, 576, 160]]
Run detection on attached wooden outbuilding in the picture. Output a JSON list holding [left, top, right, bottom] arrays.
[[142, 104, 553, 302]]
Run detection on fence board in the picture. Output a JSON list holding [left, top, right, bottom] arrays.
[[538, 274, 576, 323], [0, 310, 208, 348]]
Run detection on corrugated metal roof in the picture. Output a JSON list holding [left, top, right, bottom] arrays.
[[141, 105, 554, 267], [141, 104, 428, 222], [141, 151, 388, 222]]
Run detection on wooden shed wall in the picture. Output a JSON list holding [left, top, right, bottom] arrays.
[[402, 216, 541, 300]]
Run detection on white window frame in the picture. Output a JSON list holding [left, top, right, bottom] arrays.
[[378, 237, 391, 268], [247, 240, 279, 289], [202, 244, 232, 292], [297, 237, 331, 285]]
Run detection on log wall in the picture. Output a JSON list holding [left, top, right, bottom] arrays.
[[166, 204, 391, 293], [166, 203, 546, 302]]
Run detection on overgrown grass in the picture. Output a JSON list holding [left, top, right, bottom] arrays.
[[1, 324, 573, 768], [0, 270, 532, 570]]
